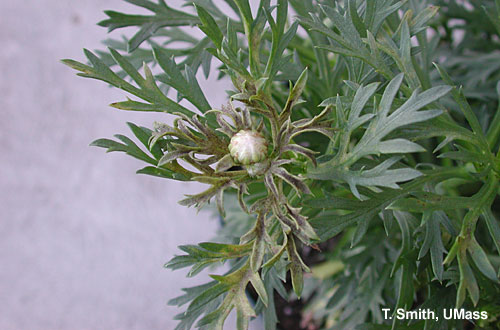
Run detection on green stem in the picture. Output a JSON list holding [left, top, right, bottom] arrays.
[[248, 34, 261, 77], [445, 173, 499, 266], [233, 0, 260, 77], [460, 174, 499, 238]]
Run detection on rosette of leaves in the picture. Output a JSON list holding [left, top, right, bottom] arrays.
[[153, 69, 333, 330], [149, 86, 331, 223]]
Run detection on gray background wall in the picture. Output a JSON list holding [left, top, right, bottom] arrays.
[[0, 1, 260, 329]]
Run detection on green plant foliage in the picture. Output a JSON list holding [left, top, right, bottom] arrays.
[[64, 0, 500, 329]]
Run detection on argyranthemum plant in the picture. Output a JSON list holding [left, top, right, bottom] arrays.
[[64, 0, 500, 329]]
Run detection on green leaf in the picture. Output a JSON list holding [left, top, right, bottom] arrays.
[[154, 47, 211, 112], [392, 211, 417, 310], [233, 0, 253, 28], [410, 5, 440, 35], [249, 272, 268, 307], [345, 157, 422, 199], [457, 246, 479, 307], [250, 212, 267, 272], [364, 0, 405, 35], [402, 115, 477, 151], [286, 236, 309, 298], [110, 98, 186, 113], [280, 68, 308, 122], [483, 0, 500, 35], [389, 191, 475, 212], [377, 19, 419, 89], [195, 4, 224, 49], [261, 269, 279, 330], [89, 138, 128, 152], [98, 1, 199, 51], [348, 0, 367, 38], [482, 208, 500, 256], [136, 166, 188, 181], [468, 237, 499, 282], [434, 62, 488, 148], [165, 241, 252, 277], [309, 168, 469, 241], [438, 148, 487, 164], [62, 49, 196, 118], [308, 73, 450, 198], [418, 212, 446, 281], [304, 194, 362, 211], [187, 282, 231, 314], [126, 122, 163, 159], [265, 18, 299, 84], [90, 134, 157, 165], [170, 282, 222, 330], [168, 281, 217, 307], [199, 262, 257, 329]]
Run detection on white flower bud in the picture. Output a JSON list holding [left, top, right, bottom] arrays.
[[228, 130, 268, 165]]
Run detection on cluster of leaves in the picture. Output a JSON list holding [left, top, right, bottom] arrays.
[[64, 0, 500, 329]]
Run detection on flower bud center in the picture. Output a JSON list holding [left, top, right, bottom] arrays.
[[228, 130, 268, 165]]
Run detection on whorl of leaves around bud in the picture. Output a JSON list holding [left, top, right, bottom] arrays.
[[159, 69, 336, 312]]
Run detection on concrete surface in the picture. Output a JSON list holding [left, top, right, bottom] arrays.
[[0, 1, 261, 329]]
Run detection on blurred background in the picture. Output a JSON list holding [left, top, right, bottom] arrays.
[[0, 1, 262, 328]]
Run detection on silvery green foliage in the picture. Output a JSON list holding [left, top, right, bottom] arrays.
[[64, 0, 500, 329], [309, 73, 451, 198]]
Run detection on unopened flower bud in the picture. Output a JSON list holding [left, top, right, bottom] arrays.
[[228, 130, 268, 165]]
